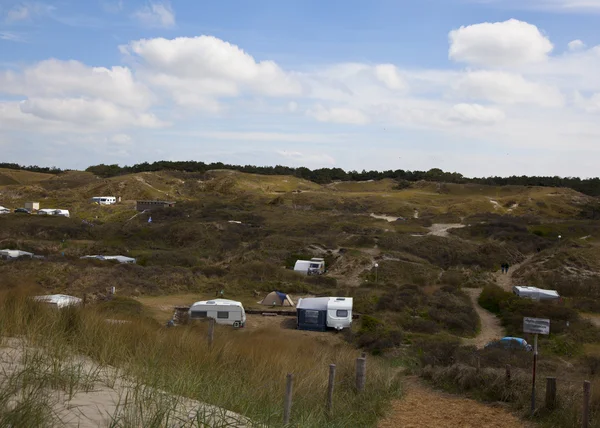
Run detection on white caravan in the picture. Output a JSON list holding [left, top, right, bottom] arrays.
[[296, 297, 353, 331], [294, 258, 325, 275], [91, 196, 117, 205], [38, 209, 70, 217], [33, 294, 82, 309], [513, 286, 560, 301], [188, 299, 246, 328]]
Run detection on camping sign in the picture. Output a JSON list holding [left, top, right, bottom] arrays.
[[523, 317, 550, 335]]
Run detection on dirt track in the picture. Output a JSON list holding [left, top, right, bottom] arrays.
[[463, 288, 505, 348], [379, 377, 528, 428]]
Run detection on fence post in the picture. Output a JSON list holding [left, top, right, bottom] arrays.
[[505, 364, 511, 386], [583, 380, 591, 428], [356, 357, 367, 392], [208, 318, 215, 348], [326, 364, 336, 416], [545, 377, 557, 410], [284, 373, 294, 425]]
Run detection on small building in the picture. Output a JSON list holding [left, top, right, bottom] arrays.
[[91, 196, 117, 205], [294, 258, 325, 275], [24, 202, 40, 211], [188, 299, 246, 328], [0, 249, 34, 260], [136, 200, 176, 212], [513, 286, 560, 301], [296, 297, 353, 331], [80, 255, 136, 264], [33, 294, 82, 309]]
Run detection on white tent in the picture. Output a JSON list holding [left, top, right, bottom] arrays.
[[513, 286, 560, 301], [33, 294, 82, 308]]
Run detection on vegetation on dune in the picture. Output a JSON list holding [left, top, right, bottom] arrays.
[[0, 289, 400, 427]]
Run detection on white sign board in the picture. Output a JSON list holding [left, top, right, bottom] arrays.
[[523, 317, 550, 335]]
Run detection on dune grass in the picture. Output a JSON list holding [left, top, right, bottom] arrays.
[[0, 288, 401, 427]]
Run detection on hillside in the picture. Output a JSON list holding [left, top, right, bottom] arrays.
[[1, 169, 600, 427]]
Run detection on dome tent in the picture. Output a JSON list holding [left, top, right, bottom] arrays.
[[260, 291, 294, 307]]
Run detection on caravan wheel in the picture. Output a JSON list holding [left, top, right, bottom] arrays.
[[233, 321, 241, 328]]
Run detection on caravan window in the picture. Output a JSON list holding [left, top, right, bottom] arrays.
[[191, 311, 207, 318], [336, 310, 348, 317], [304, 310, 319, 324], [217, 311, 229, 319], [309, 263, 320, 269]]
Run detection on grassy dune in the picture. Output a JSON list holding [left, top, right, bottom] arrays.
[[0, 289, 401, 427]]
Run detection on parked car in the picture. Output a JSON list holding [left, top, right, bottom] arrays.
[[484, 337, 532, 352], [14, 208, 31, 214]]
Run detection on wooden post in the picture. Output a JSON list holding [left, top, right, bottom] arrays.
[[356, 357, 367, 392], [583, 380, 591, 428], [326, 364, 336, 416], [284, 373, 293, 425], [208, 318, 215, 348], [505, 364, 511, 386], [545, 377, 557, 410]]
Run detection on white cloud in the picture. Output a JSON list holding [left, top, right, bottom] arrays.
[[133, 1, 175, 28], [5, 2, 53, 22], [374, 64, 407, 91], [0, 59, 154, 109], [475, 0, 600, 12], [449, 19, 554, 66], [307, 105, 370, 125], [449, 103, 506, 124], [0, 31, 25, 42], [453, 70, 565, 107], [568, 39, 586, 51], [19, 98, 166, 128], [121, 36, 302, 107]]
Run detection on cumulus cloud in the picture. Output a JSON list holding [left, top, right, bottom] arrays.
[[307, 105, 370, 125], [0, 59, 154, 109], [121, 36, 302, 106], [449, 19, 554, 66], [374, 64, 406, 90], [133, 1, 175, 28], [453, 70, 564, 107], [449, 103, 506, 124], [568, 39, 586, 51]]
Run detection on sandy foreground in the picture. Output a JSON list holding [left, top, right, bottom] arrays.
[[0, 337, 251, 428]]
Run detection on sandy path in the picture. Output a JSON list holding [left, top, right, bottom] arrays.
[[495, 256, 533, 292], [428, 223, 465, 237], [463, 288, 505, 349], [379, 377, 527, 428]]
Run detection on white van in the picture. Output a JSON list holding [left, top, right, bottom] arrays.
[[188, 299, 246, 328], [294, 258, 325, 275]]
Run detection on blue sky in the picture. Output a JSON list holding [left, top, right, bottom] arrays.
[[1, 0, 600, 177]]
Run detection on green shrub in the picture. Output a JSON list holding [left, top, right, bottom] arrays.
[[478, 285, 514, 314]]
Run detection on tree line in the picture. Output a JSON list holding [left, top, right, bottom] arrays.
[[2, 161, 600, 197]]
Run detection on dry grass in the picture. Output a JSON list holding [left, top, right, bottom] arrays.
[[0, 288, 401, 427]]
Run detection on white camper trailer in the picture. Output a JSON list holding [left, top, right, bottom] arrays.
[[294, 258, 325, 275], [513, 286, 560, 301], [37, 209, 70, 217], [91, 196, 117, 205], [188, 299, 246, 328], [296, 297, 353, 331]]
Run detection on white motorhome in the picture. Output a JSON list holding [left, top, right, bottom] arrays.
[[513, 286, 560, 301], [91, 196, 117, 205], [294, 258, 325, 275], [188, 299, 246, 328], [296, 297, 353, 331]]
